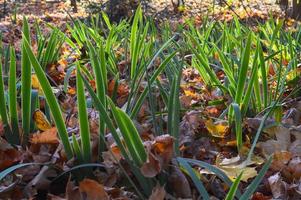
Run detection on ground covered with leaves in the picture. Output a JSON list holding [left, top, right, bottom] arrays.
[[0, 1, 301, 200]]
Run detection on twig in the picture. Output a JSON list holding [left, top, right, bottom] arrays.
[[218, 0, 244, 21]]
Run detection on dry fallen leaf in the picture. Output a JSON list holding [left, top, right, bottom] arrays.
[[66, 178, 81, 200], [30, 127, 59, 144], [149, 184, 166, 200], [205, 119, 229, 138], [268, 172, 287, 199], [0, 140, 21, 171], [141, 152, 161, 178], [216, 155, 258, 182], [168, 165, 192, 198], [141, 135, 174, 177], [33, 110, 52, 131], [79, 178, 109, 200]]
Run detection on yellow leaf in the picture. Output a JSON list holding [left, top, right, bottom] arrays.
[[33, 110, 52, 131], [205, 119, 229, 138], [31, 74, 44, 95]]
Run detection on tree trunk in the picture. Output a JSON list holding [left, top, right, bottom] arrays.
[[71, 0, 77, 13], [279, 0, 288, 9], [292, 0, 301, 19]]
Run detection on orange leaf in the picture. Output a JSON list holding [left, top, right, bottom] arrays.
[[33, 110, 52, 131], [30, 127, 59, 144], [79, 178, 109, 200]]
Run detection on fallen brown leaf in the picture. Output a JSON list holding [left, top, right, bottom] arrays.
[[149, 184, 166, 200], [79, 178, 109, 200], [30, 127, 59, 144]]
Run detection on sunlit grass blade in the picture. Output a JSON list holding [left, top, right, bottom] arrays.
[[179, 157, 241, 197], [79, 72, 129, 160], [177, 157, 210, 199], [108, 99, 147, 166], [241, 45, 259, 116], [240, 156, 272, 200], [86, 39, 107, 153], [231, 103, 242, 151], [247, 100, 278, 162], [234, 32, 252, 105], [80, 72, 153, 196], [21, 16, 32, 145], [168, 70, 181, 155], [187, 31, 221, 88], [0, 57, 12, 142], [258, 44, 271, 108], [9, 46, 20, 144], [130, 5, 142, 79], [23, 36, 73, 159], [72, 134, 83, 163], [130, 51, 177, 119], [225, 172, 243, 200], [76, 63, 91, 162]]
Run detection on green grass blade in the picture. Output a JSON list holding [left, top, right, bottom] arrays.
[[231, 103, 242, 151], [225, 172, 243, 200], [130, 51, 176, 119], [86, 40, 107, 153], [234, 33, 252, 104], [240, 156, 272, 200], [0, 57, 12, 142], [0, 163, 45, 181], [180, 158, 241, 197], [72, 134, 83, 163], [258, 42, 268, 107], [23, 36, 73, 159], [79, 72, 129, 161], [108, 99, 147, 166], [9, 46, 20, 144], [168, 70, 181, 155], [177, 158, 210, 199], [130, 5, 141, 79], [21, 17, 32, 144], [241, 46, 259, 116], [76, 63, 91, 162]]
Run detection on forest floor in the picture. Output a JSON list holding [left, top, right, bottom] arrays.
[[0, 0, 301, 200]]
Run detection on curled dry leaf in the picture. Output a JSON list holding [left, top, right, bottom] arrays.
[[168, 165, 192, 198], [33, 110, 52, 131], [272, 151, 292, 171], [149, 184, 166, 200], [66, 178, 80, 200], [30, 127, 59, 144], [141, 135, 174, 177], [287, 157, 301, 179], [0, 140, 21, 171], [79, 178, 109, 200], [268, 172, 287, 199], [153, 134, 174, 165], [140, 152, 161, 177]]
